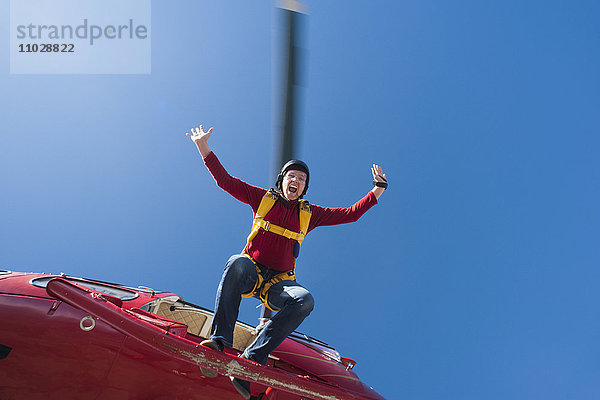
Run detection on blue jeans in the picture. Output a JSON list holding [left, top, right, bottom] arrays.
[[209, 254, 314, 365]]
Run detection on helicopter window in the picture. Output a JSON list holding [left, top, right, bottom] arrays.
[[31, 276, 138, 301]]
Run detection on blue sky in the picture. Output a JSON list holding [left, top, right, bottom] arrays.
[[2, 1, 599, 399]]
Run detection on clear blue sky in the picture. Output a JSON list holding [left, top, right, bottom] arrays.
[[2, 1, 599, 399]]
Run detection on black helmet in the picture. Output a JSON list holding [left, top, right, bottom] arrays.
[[276, 159, 309, 198]]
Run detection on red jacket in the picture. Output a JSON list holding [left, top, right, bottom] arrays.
[[204, 152, 378, 271]]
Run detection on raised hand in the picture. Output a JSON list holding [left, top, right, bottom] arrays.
[[186, 125, 213, 144], [371, 164, 387, 200], [186, 124, 214, 158], [371, 164, 387, 184]]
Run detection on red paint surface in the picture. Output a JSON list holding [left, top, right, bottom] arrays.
[[0, 272, 385, 400]]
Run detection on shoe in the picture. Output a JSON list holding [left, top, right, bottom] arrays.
[[199, 339, 223, 378], [230, 376, 251, 399], [200, 338, 224, 352]]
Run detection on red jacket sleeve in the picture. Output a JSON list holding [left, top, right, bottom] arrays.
[[307, 191, 378, 232], [203, 152, 266, 211]]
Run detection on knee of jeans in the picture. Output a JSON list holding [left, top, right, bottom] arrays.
[[224, 255, 252, 279], [296, 292, 314, 316]]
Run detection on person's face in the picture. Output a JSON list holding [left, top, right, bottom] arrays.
[[282, 169, 307, 201]]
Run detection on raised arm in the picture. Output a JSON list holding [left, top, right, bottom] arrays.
[[186, 124, 266, 209], [308, 164, 387, 230]]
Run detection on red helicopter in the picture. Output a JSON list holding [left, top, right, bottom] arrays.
[[0, 270, 385, 400]]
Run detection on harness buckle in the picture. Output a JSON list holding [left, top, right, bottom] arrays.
[[264, 221, 271, 231]]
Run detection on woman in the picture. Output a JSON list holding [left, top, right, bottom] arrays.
[[186, 125, 387, 399]]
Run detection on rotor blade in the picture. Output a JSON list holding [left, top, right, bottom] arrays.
[[276, 0, 307, 169]]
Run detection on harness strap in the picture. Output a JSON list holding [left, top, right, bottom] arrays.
[[245, 190, 278, 245], [252, 218, 305, 242], [245, 189, 312, 249], [241, 253, 296, 312], [297, 200, 311, 246]]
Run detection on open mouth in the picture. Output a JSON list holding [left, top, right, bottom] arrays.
[[289, 186, 298, 193]]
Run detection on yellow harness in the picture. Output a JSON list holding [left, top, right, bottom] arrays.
[[242, 189, 311, 310]]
